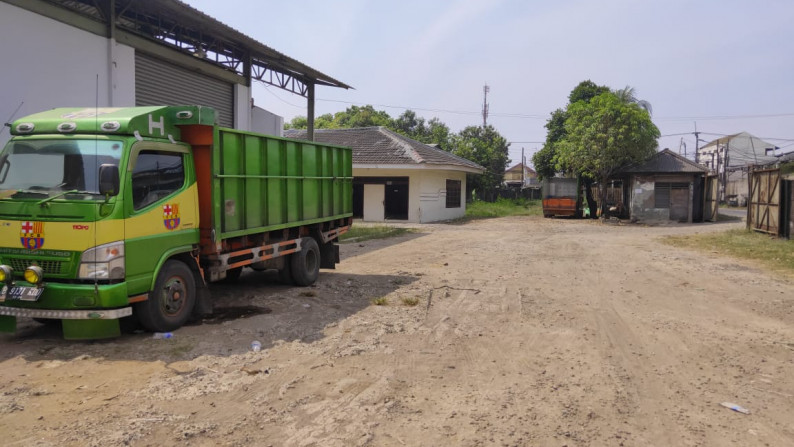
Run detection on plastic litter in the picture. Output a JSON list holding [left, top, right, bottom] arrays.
[[720, 402, 750, 414], [152, 332, 173, 339], [250, 340, 262, 352]]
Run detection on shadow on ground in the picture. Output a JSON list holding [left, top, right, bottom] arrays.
[[0, 268, 419, 363]]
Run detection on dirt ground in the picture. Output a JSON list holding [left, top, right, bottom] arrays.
[[1, 216, 793, 447]]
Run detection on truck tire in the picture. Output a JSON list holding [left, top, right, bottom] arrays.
[[135, 260, 196, 332], [290, 237, 320, 286]]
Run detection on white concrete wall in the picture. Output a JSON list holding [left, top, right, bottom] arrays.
[[251, 106, 284, 137], [0, 3, 135, 147], [353, 167, 468, 223], [233, 84, 252, 131], [417, 170, 467, 222]]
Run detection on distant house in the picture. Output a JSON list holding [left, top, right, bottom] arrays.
[[503, 163, 538, 188], [616, 149, 711, 223], [284, 127, 484, 223], [696, 132, 778, 205]]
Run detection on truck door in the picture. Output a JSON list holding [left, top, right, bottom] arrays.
[[123, 143, 199, 295]]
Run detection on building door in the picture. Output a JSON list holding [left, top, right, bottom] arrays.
[[363, 184, 385, 221], [704, 174, 719, 222], [670, 186, 690, 222], [749, 168, 781, 235], [384, 182, 409, 220]]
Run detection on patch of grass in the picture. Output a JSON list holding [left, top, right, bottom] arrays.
[[664, 228, 794, 276], [340, 225, 412, 243], [401, 297, 420, 307], [465, 198, 542, 219], [371, 297, 389, 306]]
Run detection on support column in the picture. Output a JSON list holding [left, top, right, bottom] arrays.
[[106, 0, 116, 106], [307, 82, 315, 141]]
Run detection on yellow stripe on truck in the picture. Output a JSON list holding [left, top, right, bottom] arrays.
[[0, 184, 199, 252], [124, 184, 199, 239]]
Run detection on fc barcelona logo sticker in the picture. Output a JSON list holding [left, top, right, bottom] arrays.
[[163, 203, 181, 230], [20, 221, 45, 249]]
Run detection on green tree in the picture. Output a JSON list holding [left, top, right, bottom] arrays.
[[426, 118, 452, 149], [613, 85, 652, 115], [284, 106, 392, 130], [451, 125, 510, 200], [332, 105, 392, 128], [392, 110, 427, 139], [556, 92, 660, 216], [568, 80, 611, 105], [532, 108, 567, 180]]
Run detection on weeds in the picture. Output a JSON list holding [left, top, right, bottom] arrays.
[[401, 297, 420, 307], [371, 297, 389, 306], [465, 198, 542, 219], [341, 226, 413, 243], [664, 228, 794, 277]]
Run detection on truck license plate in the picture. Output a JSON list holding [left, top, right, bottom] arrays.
[[0, 286, 44, 302]]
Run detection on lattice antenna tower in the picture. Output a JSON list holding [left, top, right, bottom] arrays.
[[482, 84, 490, 127]]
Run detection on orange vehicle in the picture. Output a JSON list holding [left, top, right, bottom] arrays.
[[541, 178, 581, 218]]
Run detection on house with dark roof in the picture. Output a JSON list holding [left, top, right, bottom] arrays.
[[284, 127, 485, 223], [615, 149, 711, 223]]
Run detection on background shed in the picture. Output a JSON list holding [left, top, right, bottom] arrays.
[[619, 149, 712, 223]]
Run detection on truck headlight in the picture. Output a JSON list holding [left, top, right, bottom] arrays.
[[24, 266, 44, 285], [0, 265, 13, 284], [79, 241, 125, 280]]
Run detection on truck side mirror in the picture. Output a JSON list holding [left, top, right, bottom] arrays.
[[0, 155, 8, 184], [99, 164, 119, 196]]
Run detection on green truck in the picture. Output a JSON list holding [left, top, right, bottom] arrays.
[[0, 106, 352, 339]]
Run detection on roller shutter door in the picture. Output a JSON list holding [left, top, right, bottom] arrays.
[[135, 52, 234, 127]]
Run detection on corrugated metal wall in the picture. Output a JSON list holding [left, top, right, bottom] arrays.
[[135, 52, 234, 127]]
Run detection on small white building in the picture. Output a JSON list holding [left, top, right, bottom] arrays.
[[285, 127, 485, 223]]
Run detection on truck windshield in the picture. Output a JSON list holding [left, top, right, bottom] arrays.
[[0, 139, 123, 199]]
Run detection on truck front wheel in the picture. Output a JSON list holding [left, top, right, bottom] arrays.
[[136, 260, 196, 332], [290, 237, 320, 286]]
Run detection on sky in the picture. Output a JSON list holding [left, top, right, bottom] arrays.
[[183, 0, 794, 168]]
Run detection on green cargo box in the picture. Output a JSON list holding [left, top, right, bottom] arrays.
[[185, 126, 353, 244]]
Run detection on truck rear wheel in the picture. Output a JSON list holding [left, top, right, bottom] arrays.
[[290, 237, 320, 286], [135, 260, 196, 332]]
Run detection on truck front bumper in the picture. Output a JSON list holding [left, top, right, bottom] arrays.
[[0, 282, 135, 339], [0, 306, 131, 320]]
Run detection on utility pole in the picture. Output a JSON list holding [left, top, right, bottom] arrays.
[[521, 147, 525, 186], [482, 84, 490, 127], [693, 121, 700, 164]]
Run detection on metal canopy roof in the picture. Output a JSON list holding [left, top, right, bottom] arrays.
[[28, 0, 352, 97]]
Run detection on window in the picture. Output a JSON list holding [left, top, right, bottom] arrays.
[[131, 151, 185, 210], [446, 179, 461, 208], [654, 182, 688, 208]]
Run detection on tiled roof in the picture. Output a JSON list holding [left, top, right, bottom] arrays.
[[621, 149, 708, 174], [284, 127, 484, 172]]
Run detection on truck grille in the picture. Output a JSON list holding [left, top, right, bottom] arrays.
[[8, 258, 64, 275]]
